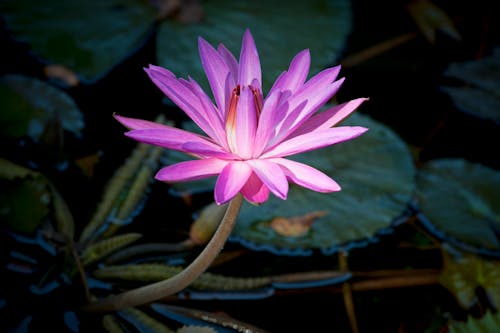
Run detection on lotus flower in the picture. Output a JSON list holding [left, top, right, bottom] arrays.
[[115, 29, 368, 205]]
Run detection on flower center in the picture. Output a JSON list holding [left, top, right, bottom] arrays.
[[225, 85, 263, 156]]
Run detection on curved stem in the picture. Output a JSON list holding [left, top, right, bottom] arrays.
[[82, 194, 244, 312]]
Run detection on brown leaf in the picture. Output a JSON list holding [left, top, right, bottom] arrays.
[[270, 211, 328, 237]]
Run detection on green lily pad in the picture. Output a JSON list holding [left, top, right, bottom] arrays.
[[231, 113, 415, 255], [439, 250, 500, 309], [415, 159, 500, 257], [1, 0, 156, 83], [441, 47, 500, 123], [157, 0, 352, 93], [0, 75, 84, 140]]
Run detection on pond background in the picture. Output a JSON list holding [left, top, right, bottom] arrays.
[[1, 0, 499, 332]]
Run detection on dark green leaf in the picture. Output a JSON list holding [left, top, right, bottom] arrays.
[[416, 159, 500, 256], [157, 0, 352, 92], [0, 75, 84, 140], [1, 0, 156, 83]]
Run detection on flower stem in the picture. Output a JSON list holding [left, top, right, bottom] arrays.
[[82, 193, 244, 312]]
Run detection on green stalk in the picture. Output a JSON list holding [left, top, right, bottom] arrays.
[[83, 194, 243, 312]]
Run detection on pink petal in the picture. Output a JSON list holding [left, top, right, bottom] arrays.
[[261, 126, 368, 158], [214, 161, 253, 205], [274, 78, 345, 143], [184, 77, 229, 149], [238, 29, 261, 89], [229, 87, 257, 159], [217, 43, 239, 83], [291, 98, 368, 137], [198, 37, 231, 113], [252, 90, 282, 157], [268, 49, 310, 95], [155, 158, 228, 182], [246, 159, 288, 200], [145, 66, 224, 143], [271, 158, 341, 192], [240, 173, 270, 204], [125, 128, 234, 159], [114, 114, 172, 130]]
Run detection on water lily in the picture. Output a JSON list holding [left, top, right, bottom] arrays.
[[115, 29, 368, 205]]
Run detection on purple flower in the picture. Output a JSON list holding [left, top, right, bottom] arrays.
[[115, 29, 368, 205]]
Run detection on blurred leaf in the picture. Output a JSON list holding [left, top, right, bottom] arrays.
[[0, 75, 84, 140], [406, 0, 461, 44], [439, 250, 500, 309], [416, 159, 500, 256], [165, 113, 415, 255], [1, 0, 156, 83], [189, 202, 228, 245], [448, 311, 500, 333], [0, 177, 51, 234], [157, 0, 352, 92], [102, 314, 126, 333], [0, 158, 74, 237], [441, 47, 500, 123]]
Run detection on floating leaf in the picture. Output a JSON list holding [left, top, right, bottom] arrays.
[[439, 250, 500, 309], [448, 311, 500, 333], [81, 233, 142, 267], [231, 112, 415, 255], [441, 47, 500, 123], [415, 159, 500, 256], [157, 0, 352, 92], [0, 75, 84, 140], [1, 0, 156, 83]]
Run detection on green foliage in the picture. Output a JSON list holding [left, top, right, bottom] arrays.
[[416, 159, 500, 255], [157, 0, 352, 92]]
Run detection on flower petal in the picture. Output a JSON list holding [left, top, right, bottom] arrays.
[[240, 173, 270, 205], [252, 89, 282, 157], [114, 114, 171, 130], [145, 66, 224, 143], [247, 159, 288, 200], [273, 77, 345, 144], [214, 161, 253, 205], [198, 37, 231, 113], [228, 86, 257, 159], [271, 158, 341, 192], [268, 49, 310, 95], [261, 126, 368, 158], [125, 128, 234, 159], [238, 29, 261, 89], [217, 43, 239, 83], [155, 158, 228, 182], [291, 98, 368, 137]]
